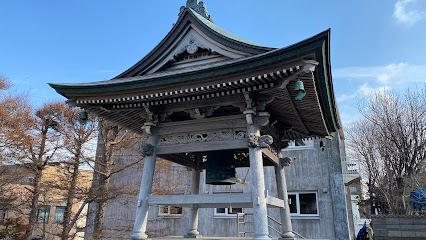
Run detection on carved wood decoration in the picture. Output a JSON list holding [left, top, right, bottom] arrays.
[[138, 143, 155, 157], [281, 157, 294, 167], [159, 129, 247, 146], [248, 134, 273, 148]]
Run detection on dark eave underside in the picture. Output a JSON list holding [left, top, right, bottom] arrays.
[[50, 30, 330, 96], [50, 30, 340, 137], [79, 65, 331, 141]]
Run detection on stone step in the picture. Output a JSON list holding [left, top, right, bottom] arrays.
[[149, 238, 277, 240], [148, 237, 329, 240]]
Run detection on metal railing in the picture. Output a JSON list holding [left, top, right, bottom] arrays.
[[342, 161, 359, 175], [267, 215, 306, 239], [236, 213, 306, 239]]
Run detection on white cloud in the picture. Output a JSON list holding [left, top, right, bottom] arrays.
[[376, 63, 407, 83], [393, 0, 426, 27], [337, 93, 356, 102], [336, 83, 391, 103], [358, 83, 391, 96], [333, 62, 426, 126], [339, 110, 362, 126], [334, 63, 426, 86], [333, 62, 426, 103]]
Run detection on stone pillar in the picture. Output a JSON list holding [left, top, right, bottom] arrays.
[[131, 129, 159, 240], [246, 110, 271, 240], [275, 157, 295, 240], [185, 154, 202, 238]]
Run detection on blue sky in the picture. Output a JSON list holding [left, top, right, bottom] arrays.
[[1, 0, 426, 126]]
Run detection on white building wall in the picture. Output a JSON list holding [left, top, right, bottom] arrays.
[[92, 135, 350, 239]]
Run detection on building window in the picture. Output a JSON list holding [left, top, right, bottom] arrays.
[[54, 206, 65, 223], [283, 139, 314, 150], [21, 176, 35, 185], [288, 192, 318, 216], [158, 206, 183, 217], [0, 209, 6, 221], [214, 207, 243, 217], [36, 205, 50, 223]]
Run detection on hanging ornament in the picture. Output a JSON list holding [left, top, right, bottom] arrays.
[[80, 110, 88, 125], [294, 79, 306, 100]]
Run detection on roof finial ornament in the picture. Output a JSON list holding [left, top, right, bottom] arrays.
[[179, 0, 214, 23]]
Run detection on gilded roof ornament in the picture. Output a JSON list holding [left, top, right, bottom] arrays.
[[179, 0, 214, 23]]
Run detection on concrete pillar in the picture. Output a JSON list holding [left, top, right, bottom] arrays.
[[131, 130, 159, 240], [185, 154, 202, 238], [275, 158, 295, 240], [248, 123, 271, 240]]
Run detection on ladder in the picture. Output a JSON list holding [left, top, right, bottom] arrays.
[[237, 213, 254, 237]]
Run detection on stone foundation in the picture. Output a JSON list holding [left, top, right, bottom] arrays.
[[372, 215, 426, 240], [148, 237, 328, 240]]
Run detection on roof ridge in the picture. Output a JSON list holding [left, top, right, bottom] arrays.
[[187, 8, 266, 48], [179, 0, 214, 22]]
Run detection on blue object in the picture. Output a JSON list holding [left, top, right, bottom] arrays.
[[409, 187, 426, 211], [357, 222, 367, 239]]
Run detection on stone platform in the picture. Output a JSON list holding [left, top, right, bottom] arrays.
[[148, 238, 277, 240], [148, 237, 328, 240]]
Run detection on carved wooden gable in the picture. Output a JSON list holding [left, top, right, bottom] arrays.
[[148, 27, 250, 74], [114, 7, 272, 78]]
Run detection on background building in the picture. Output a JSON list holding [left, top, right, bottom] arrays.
[[0, 164, 92, 240], [86, 132, 352, 240], [51, 1, 351, 239]]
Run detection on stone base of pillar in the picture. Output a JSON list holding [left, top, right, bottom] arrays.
[[183, 235, 203, 238], [131, 232, 148, 240], [279, 232, 295, 240], [143, 237, 328, 240], [253, 235, 271, 240], [184, 229, 201, 238]]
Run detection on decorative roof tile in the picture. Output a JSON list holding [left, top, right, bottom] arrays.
[[179, 0, 214, 22]]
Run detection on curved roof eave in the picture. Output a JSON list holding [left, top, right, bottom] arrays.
[[50, 30, 329, 93], [49, 29, 341, 132], [114, 8, 274, 79], [312, 30, 341, 131]]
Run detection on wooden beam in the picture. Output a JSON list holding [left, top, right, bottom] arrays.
[[157, 139, 247, 155], [261, 148, 279, 166], [160, 154, 196, 169], [157, 115, 247, 136], [155, 94, 246, 113], [265, 196, 285, 208], [148, 193, 283, 208]]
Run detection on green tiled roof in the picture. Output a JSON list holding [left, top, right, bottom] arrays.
[[188, 8, 265, 48]]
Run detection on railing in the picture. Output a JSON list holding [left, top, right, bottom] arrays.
[[346, 169, 359, 174], [293, 231, 307, 239], [236, 213, 306, 239], [267, 215, 306, 239], [341, 161, 359, 175]]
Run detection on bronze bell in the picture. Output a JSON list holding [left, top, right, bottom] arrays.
[[206, 150, 236, 185], [294, 80, 306, 100], [80, 110, 88, 125]]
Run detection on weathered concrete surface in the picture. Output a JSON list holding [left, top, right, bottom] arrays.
[[281, 135, 350, 240], [96, 136, 349, 240], [149, 237, 277, 240], [327, 132, 351, 240], [147, 237, 329, 240], [372, 215, 426, 240]]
